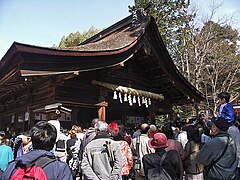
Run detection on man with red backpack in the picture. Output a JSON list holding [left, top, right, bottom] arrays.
[[1, 121, 73, 180]]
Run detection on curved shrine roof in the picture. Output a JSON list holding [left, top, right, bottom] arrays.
[[0, 14, 205, 104]]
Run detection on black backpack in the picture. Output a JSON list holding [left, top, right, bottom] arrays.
[[147, 152, 172, 180], [55, 139, 66, 152]]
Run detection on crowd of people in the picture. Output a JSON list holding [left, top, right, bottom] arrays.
[[0, 92, 239, 180]]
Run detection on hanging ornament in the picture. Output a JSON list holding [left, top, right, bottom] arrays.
[[133, 95, 136, 103], [113, 91, 117, 99], [145, 98, 148, 108], [119, 92, 123, 103], [128, 94, 132, 105], [124, 93, 128, 102], [138, 96, 141, 106], [142, 96, 145, 104], [148, 98, 151, 105]]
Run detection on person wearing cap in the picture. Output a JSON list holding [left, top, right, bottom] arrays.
[[71, 125, 84, 140], [109, 122, 133, 180], [196, 117, 239, 180], [142, 133, 183, 180]]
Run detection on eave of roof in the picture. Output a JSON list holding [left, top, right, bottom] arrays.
[[0, 13, 205, 104], [0, 16, 148, 76]]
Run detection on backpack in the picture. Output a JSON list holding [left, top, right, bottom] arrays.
[[0, 169, 4, 179], [56, 139, 66, 152], [147, 152, 172, 180], [10, 156, 56, 180]]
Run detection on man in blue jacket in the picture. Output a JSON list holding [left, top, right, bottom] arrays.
[[217, 92, 235, 124], [2, 121, 73, 180]]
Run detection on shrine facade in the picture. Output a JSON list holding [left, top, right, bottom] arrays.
[[0, 13, 204, 130]]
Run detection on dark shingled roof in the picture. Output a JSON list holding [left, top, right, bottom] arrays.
[[0, 13, 205, 105]]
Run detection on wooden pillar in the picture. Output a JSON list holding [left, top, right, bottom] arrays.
[[13, 114, 18, 132], [29, 110, 35, 128], [71, 108, 78, 125], [149, 103, 156, 124], [97, 88, 108, 121], [96, 101, 108, 121], [150, 110, 156, 124], [98, 106, 106, 121]]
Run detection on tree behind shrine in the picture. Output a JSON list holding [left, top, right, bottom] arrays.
[[58, 26, 102, 48], [135, 0, 240, 115]]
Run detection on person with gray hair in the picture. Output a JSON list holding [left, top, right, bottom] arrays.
[[131, 123, 155, 180], [81, 121, 122, 180], [82, 118, 99, 148], [95, 120, 109, 132]]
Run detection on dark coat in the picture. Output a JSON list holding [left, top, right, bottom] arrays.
[[82, 127, 96, 148], [1, 149, 73, 180], [142, 148, 183, 180], [196, 132, 238, 180], [183, 140, 204, 174]]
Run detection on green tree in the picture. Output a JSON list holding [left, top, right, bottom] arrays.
[[134, 0, 194, 63], [134, 1, 240, 116], [176, 4, 240, 114], [59, 26, 102, 48]]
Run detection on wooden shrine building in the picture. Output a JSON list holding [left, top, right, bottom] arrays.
[[0, 12, 204, 130]]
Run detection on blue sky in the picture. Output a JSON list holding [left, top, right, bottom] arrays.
[[0, 0, 134, 58], [191, 0, 240, 29], [0, 0, 239, 59]]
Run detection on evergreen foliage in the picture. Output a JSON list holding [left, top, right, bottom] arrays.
[[59, 26, 102, 48]]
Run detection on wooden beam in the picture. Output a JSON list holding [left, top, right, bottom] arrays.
[[20, 70, 79, 77], [0, 68, 19, 86], [98, 107, 106, 121], [95, 101, 108, 107]]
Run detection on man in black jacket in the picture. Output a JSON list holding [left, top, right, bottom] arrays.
[[142, 133, 183, 180]]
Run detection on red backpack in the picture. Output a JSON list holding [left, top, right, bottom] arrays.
[[10, 156, 55, 180]]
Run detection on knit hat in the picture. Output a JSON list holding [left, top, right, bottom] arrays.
[[148, 133, 169, 149], [212, 117, 229, 131], [108, 122, 119, 136], [69, 129, 76, 135]]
